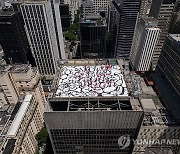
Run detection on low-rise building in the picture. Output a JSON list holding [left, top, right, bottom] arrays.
[[0, 64, 46, 154], [0, 94, 44, 154]]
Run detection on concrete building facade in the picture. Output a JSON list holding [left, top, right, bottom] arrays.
[[0, 11, 35, 65], [12, 1, 64, 75], [132, 99, 180, 154], [9, 65, 46, 113], [82, 0, 95, 17], [93, 0, 111, 14], [44, 59, 144, 154], [1, 94, 44, 154], [50, 0, 66, 59], [115, 0, 141, 59], [137, 0, 152, 22], [157, 34, 180, 96], [80, 15, 107, 58], [149, 0, 176, 70], [63, 0, 80, 22], [0, 66, 19, 106], [0, 64, 46, 154], [130, 17, 160, 71]]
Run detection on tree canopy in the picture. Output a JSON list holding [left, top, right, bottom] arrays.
[[35, 127, 48, 146]]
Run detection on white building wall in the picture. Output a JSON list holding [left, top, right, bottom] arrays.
[[20, 2, 61, 75], [130, 22, 160, 72], [9, 95, 44, 154], [51, 0, 66, 59], [135, 28, 160, 71]]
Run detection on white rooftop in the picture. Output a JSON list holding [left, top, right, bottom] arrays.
[[7, 94, 32, 137], [56, 65, 128, 97]]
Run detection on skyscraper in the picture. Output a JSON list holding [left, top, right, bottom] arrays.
[[157, 34, 180, 96], [12, 1, 65, 75], [130, 17, 160, 71], [115, 0, 141, 59], [149, 0, 176, 70], [80, 15, 107, 58], [59, 4, 71, 31], [49, 0, 66, 59], [63, 0, 80, 22], [137, 0, 152, 22], [0, 11, 35, 65], [92, 0, 111, 14], [82, 0, 95, 17], [169, 0, 180, 34], [45, 59, 144, 154]]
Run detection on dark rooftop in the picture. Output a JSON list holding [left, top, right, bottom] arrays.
[[0, 112, 9, 126], [0, 11, 19, 17], [2, 139, 16, 154], [50, 98, 132, 111], [10, 102, 22, 121]]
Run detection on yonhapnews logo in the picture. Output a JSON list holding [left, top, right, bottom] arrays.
[[118, 135, 131, 149], [118, 135, 180, 149]]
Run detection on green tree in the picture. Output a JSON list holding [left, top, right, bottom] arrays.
[[64, 31, 77, 41], [70, 23, 79, 32], [35, 127, 48, 146]]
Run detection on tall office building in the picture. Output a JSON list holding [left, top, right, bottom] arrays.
[[137, 0, 152, 22], [92, 0, 111, 14], [115, 0, 141, 59], [108, 2, 118, 30], [130, 17, 160, 71], [149, 0, 176, 70], [169, 1, 180, 33], [59, 4, 71, 31], [170, 13, 180, 34], [45, 59, 144, 154], [49, 0, 66, 59], [44, 59, 180, 154], [0, 11, 35, 65], [82, 0, 95, 17], [157, 34, 180, 96], [12, 1, 65, 75], [63, 0, 80, 22], [172, 17, 180, 33], [80, 15, 107, 58]]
